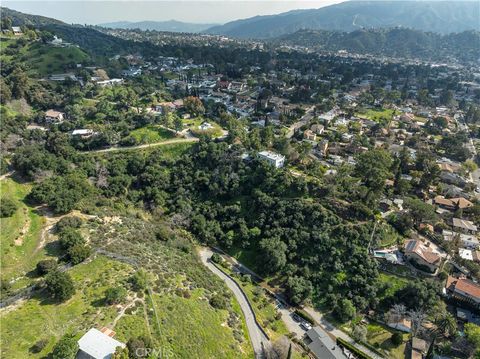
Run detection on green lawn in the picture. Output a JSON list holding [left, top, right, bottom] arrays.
[[356, 108, 395, 123], [0, 179, 46, 283], [185, 117, 224, 138], [365, 323, 408, 359], [0, 256, 133, 359], [129, 125, 176, 144]]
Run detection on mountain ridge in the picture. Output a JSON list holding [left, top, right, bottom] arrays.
[[204, 1, 480, 38]]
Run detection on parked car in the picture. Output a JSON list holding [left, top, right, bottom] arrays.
[[300, 322, 312, 331]]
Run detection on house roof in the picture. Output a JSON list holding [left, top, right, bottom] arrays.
[[45, 109, 64, 118], [453, 218, 478, 232], [78, 328, 125, 359], [412, 337, 427, 352], [305, 327, 348, 359], [446, 276, 480, 300], [405, 240, 441, 265], [434, 196, 454, 207], [451, 197, 473, 209]]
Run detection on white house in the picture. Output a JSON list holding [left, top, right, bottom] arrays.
[[77, 328, 125, 359], [258, 151, 285, 168]]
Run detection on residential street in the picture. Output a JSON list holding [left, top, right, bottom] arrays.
[[198, 248, 270, 358]]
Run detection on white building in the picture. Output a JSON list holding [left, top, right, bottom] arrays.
[[77, 328, 125, 359], [258, 151, 285, 168]]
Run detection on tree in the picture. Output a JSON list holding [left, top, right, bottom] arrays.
[[209, 294, 227, 309], [184, 96, 205, 116], [0, 198, 17, 217], [51, 334, 78, 359], [354, 149, 392, 203], [259, 237, 287, 273], [59, 228, 85, 249], [464, 323, 480, 355], [105, 286, 128, 305], [352, 325, 367, 342], [112, 346, 129, 359], [36, 259, 57, 275], [55, 216, 82, 232], [45, 270, 75, 302], [285, 276, 312, 305], [67, 244, 91, 265], [174, 116, 183, 134], [434, 311, 457, 338], [391, 332, 403, 345], [126, 336, 153, 359], [404, 198, 437, 226], [130, 270, 148, 292], [334, 299, 356, 322]]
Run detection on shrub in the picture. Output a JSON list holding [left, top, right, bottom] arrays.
[[36, 259, 57, 275], [105, 286, 127, 305], [211, 253, 223, 264], [0, 198, 17, 217], [67, 244, 91, 265], [59, 228, 85, 249], [209, 294, 227, 309], [130, 270, 148, 292], [294, 309, 315, 325], [45, 270, 75, 302], [30, 339, 48, 353], [55, 216, 82, 232], [391, 332, 403, 345]]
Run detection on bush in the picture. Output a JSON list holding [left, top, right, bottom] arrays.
[[334, 299, 356, 322], [30, 339, 48, 353], [59, 228, 85, 249], [209, 294, 227, 309], [130, 270, 148, 292], [337, 337, 372, 359], [55, 216, 82, 232], [105, 286, 128, 305], [45, 270, 75, 302], [211, 253, 223, 264], [0, 198, 17, 217], [67, 244, 91, 265], [51, 334, 78, 359], [391, 332, 403, 345], [36, 259, 57, 275]]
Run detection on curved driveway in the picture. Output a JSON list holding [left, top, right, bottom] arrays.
[[198, 248, 269, 358]]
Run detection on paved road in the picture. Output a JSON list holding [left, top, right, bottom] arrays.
[[285, 105, 315, 138], [85, 137, 199, 154], [198, 248, 270, 358], [211, 247, 384, 359]]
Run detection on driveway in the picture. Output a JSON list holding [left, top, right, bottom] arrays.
[[198, 248, 270, 358]]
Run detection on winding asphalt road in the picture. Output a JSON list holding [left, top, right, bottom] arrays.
[[198, 248, 270, 358]]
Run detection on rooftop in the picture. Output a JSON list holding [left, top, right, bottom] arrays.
[[78, 328, 125, 359]]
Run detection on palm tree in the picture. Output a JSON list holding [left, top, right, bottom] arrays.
[[435, 311, 457, 338]]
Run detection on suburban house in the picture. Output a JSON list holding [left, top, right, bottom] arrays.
[[434, 196, 473, 210], [311, 124, 325, 135], [258, 150, 285, 168], [452, 218, 478, 235], [303, 129, 317, 141], [11, 26, 22, 35], [445, 276, 480, 309], [304, 326, 348, 359], [77, 328, 125, 359], [404, 240, 441, 273], [45, 109, 65, 124]]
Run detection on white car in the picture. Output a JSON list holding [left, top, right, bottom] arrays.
[[300, 322, 312, 331]]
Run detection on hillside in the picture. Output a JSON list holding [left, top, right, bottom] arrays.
[[1, 7, 63, 26], [204, 1, 480, 38], [274, 28, 480, 63], [99, 20, 218, 33]]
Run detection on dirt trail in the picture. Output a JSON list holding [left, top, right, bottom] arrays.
[[14, 208, 31, 246]]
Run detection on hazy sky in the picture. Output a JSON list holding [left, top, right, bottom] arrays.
[[3, 1, 344, 24]]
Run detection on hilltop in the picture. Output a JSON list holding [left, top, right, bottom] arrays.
[[99, 20, 218, 33]]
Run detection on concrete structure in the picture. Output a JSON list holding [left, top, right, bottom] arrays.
[[258, 151, 285, 168]]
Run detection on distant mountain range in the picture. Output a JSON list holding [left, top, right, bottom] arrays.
[[204, 1, 480, 38], [99, 20, 218, 33]]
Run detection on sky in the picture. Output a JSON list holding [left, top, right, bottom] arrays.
[[3, 0, 344, 25]]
